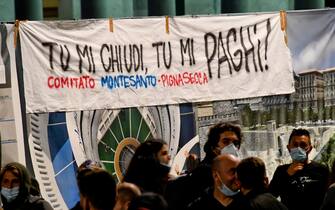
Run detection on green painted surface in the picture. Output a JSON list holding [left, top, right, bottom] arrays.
[[221, 0, 289, 13], [0, 0, 15, 22], [288, 0, 295, 10], [58, 0, 81, 20], [130, 108, 142, 139], [184, 0, 221, 15], [109, 115, 125, 142], [15, 0, 43, 20], [98, 142, 114, 171], [295, 0, 325, 9], [148, 0, 176, 16], [118, 109, 131, 138], [97, 108, 153, 176], [81, 0, 133, 19], [133, 0, 148, 16], [13, 0, 327, 21]]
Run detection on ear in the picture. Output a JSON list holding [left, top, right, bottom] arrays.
[[306, 144, 313, 154], [213, 147, 221, 156], [82, 196, 92, 210], [212, 171, 219, 184], [125, 200, 131, 209], [86, 199, 93, 210], [236, 179, 241, 189]]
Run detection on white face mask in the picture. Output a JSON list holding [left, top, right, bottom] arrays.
[[220, 143, 242, 158], [1, 186, 19, 202]]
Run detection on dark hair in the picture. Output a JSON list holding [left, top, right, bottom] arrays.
[[136, 139, 166, 160], [236, 157, 267, 191], [30, 177, 41, 196], [204, 122, 241, 161], [76, 160, 102, 184], [78, 159, 102, 172], [185, 153, 199, 173], [288, 128, 311, 144], [128, 192, 168, 210], [0, 162, 31, 198], [78, 169, 116, 210], [123, 139, 169, 194]]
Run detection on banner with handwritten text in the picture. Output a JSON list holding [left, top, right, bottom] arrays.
[[19, 13, 294, 113]]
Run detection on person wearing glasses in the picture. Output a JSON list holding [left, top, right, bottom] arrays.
[[269, 128, 329, 210], [165, 122, 243, 210]]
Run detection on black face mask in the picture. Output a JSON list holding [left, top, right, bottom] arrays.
[[157, 163, 171, 176]]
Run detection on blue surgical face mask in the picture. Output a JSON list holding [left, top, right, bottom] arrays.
[[1, 186, 19, 202], [218, 182, 239, 196], [220, 143, 241, 158], [290, 147, 307, 162], [216, 173, 239, 196]]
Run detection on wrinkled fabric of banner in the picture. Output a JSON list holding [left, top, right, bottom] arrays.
[[287, 8, 335, 73], [19, 13, 294, 113]]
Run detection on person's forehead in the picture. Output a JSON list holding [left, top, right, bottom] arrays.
[[160, 144, 168, 152], [291, 135, 310, 144], [220, 158, 239, 171], [220, 131, 239, 139], [3, 170, 19, 180]]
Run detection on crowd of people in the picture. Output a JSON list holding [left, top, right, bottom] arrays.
[[1, 122, 335, 210]]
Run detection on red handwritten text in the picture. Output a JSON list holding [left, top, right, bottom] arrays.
[[48, 76, 95, 89], [159, 71, 208, 87]]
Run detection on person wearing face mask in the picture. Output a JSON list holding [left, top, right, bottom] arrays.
[[0, 162, 53, 210], [186, 154, 251, 210], [123, 139, 171, 195], [165, 122, 243, 210], [269, 128, 329, 210]]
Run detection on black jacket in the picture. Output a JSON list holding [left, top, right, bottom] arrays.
[[165, 159, 213, 210], [2, 195, 53, 210], [269, 161, 329, 210], [245, 189, 288, 210]]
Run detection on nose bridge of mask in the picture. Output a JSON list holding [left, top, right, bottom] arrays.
[[292, 146, 306, 153], [220, 143, 240, 158], [290, 147, 307, 162]]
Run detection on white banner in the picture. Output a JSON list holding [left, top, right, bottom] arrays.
[[19, 13, 294, 113], [287, 8, 335, 73]]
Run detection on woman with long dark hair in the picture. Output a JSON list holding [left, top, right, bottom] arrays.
[[123, 139, 171, 195]]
